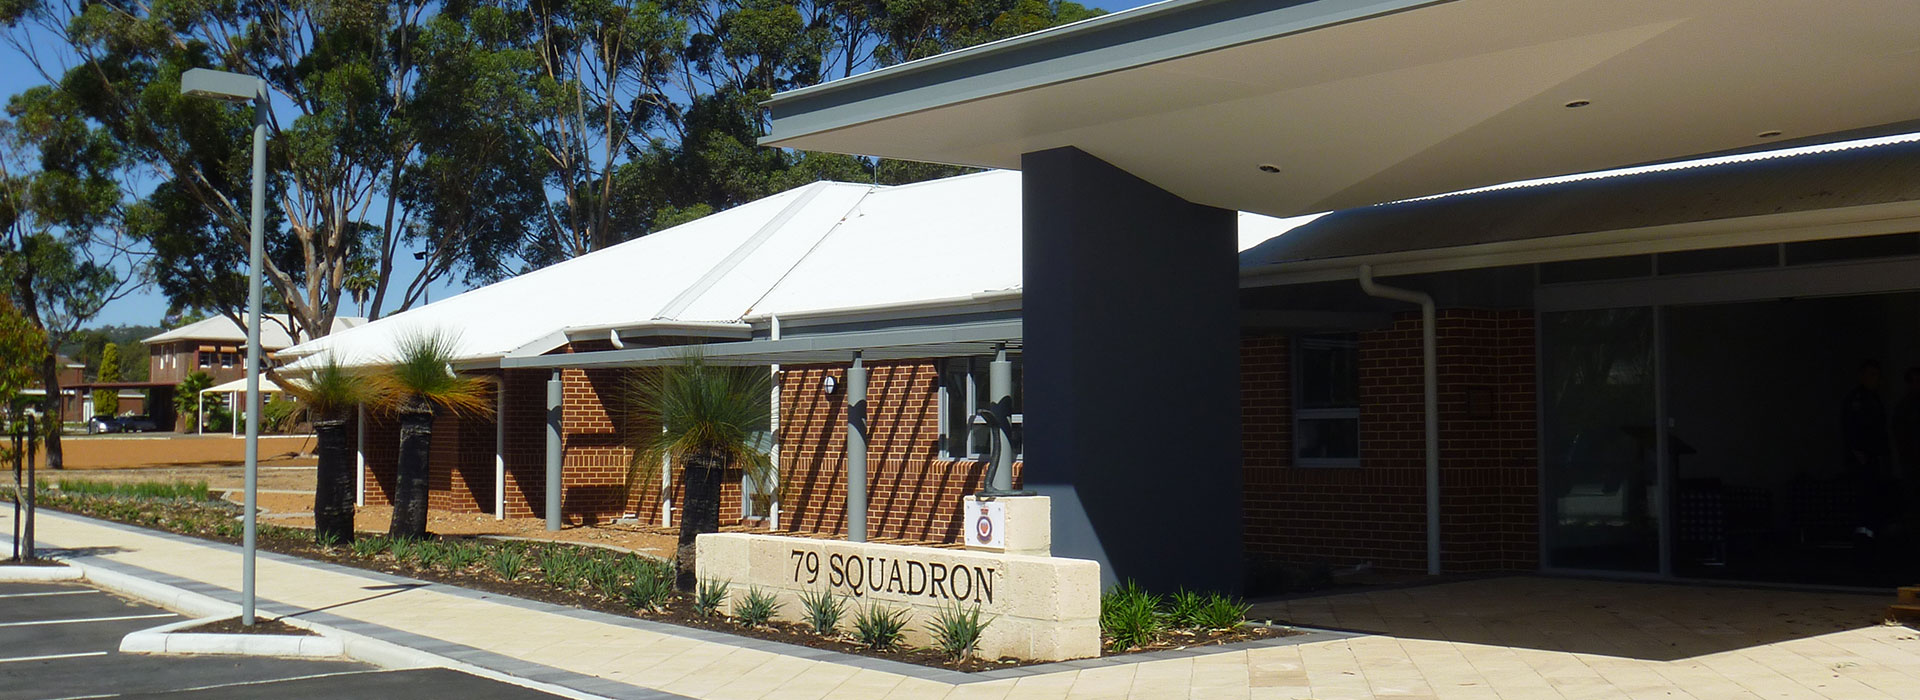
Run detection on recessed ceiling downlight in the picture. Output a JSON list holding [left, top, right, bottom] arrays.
[[1256, 164, 1282, 174]]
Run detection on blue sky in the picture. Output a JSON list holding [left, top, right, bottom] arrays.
[[1, 0, 1158, 328]]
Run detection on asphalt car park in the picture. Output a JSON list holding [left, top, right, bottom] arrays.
[[0, 581, 565, 699]]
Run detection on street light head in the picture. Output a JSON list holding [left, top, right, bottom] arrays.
[[180, 68, 262, 103]]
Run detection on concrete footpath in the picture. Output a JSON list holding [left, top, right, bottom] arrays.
[[0, 509, 1342, 700], [10, 509, 1915, 699]]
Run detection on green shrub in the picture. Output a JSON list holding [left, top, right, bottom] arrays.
[[694, 579, 729, 618], [54, 479, 210, 501], [584, 553, 628, 598], [539, 547, 581, 588], [1194, 593, 1250, 630], [488, 545, 528, 580], [851, 603, 911, 651], [350, 535, 387, 558], [442, 541, 482, 571], [1162, 589, 1204, 629], [797, 588, 846, 636], [1100, 580, 1162, 652], [734, 587, 782, 628], [626, 559, 674, 611], [925, 602, 992, 662]]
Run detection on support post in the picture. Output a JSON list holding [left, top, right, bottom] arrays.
[[768, 315, 781, 531], [989, 345, 1014, 492], [354, 404, 365, 507], [846, 351, 868, 543], [495, 378, 506, 520], [546, 370, 563, 531]]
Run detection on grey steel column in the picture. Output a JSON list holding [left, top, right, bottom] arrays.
[[846, 352, 867, 542], [989, 345, 1014, 492], [240, 84, 267, 626], [546, 370, 562, 531]]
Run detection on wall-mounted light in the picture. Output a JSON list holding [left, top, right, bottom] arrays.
[[822, 374, 839, 395]]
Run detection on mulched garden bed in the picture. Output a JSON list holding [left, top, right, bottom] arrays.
[[0, 557, 70, 567], [9, 488, 1298, 671], [177, 617, 316, 636]]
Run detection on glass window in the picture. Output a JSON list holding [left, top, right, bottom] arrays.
[[940, 356, 1023, 460], [1293, 334, 1360, 466]]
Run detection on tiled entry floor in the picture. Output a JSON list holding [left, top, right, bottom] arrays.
[[1247, 576, 1920, 699]]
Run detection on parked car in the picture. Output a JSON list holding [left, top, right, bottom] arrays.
[[86, 415, 161, 434]]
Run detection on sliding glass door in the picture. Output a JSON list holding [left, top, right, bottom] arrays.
[[1540, 308, 1661, 572]]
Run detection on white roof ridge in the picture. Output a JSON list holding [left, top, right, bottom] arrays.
[[737, 184, 885, 320], [655, 181, 835, 320]]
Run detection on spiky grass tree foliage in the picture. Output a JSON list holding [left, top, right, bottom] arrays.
[[284, 355, 391, 545], [622, 356, 774, 591], [384, 331, 493, 540]]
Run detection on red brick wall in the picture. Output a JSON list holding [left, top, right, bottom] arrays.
[[1242, 309, 1538, 573], [775, 361, 1019, 544]]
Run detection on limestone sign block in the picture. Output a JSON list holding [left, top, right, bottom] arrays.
[[694, 532, 1100, 661], [962, 495, 1051, 556]]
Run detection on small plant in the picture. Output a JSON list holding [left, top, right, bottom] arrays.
[[539, 547, 582, 588], [442, 541, 482, 571], [734, 587, 782, 628], [797, 588, 846, 636], [926, 602, 992, 662], [851, 603, 911, 651], [1193, 593, 1250, 630], [488, 545, 527, 580], [585, 554, 627, 599], [350, 535, 388, 559], [1100, 580, 1163, 652], [626, 559, 674, 611], [1162, 589, 1203, 628], [694, 578, 729, 618], [315, 529, 342, 548], [387, 537, 417, 563]]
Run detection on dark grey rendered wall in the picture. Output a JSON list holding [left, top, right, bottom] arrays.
[[1021, 146, 1244, 593]]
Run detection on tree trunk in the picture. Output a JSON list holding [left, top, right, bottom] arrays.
[[389, 397, 434, 540], [37, 354, 62, 470], [312, 416, 355, 545], [675, 453, 725, 591]]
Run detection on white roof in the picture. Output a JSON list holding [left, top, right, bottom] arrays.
[[284, 170, 1291, 368], [145, 314, 366, 349], [201, 376, 295, 395]]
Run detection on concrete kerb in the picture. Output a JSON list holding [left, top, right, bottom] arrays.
[[4, 536, 619, 700], [0, 562, 83, 581]]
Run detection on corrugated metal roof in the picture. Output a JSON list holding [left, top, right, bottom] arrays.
[[1240, 132, 1920, 267]]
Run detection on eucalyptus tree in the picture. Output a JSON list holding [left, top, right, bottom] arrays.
[[0, 88, 143, 469], [0, 0, 549, 335]]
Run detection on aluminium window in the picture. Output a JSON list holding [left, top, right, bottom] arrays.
[[1293, 333, 1360, 467], [938, 356, 1023, 460]]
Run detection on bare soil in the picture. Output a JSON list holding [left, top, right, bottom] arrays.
[[177, 617, 316, 636], [56, 434, 317, 470]]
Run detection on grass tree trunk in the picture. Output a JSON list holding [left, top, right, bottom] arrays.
[[389, 396, 434, 540], [312, 415, 356, 544], [676, 452, 726, 591]]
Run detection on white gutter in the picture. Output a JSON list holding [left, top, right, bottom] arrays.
[[1357, 264, 1440, 576], [744, 289, 1021, 325]]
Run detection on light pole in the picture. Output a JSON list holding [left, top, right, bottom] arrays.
[[180, 67, 268, 626]]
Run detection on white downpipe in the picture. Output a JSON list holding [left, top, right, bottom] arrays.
[[1358, 264, 1441, 576], [660, 428, 672, 528], [494, 379, 506, 520], [355, 404, 365, 507], [197, 393, 204, 436], [768, 315, 781, 531]]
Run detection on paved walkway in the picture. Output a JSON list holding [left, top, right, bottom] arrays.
[[8, 509, 1920, 700]]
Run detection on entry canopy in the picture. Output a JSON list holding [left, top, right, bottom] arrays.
[[763, 0, 1920, 218], [503, 320, 1021, 370]]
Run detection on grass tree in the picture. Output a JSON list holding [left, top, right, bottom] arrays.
[[623, 356, 774, 591], [284, 355, 390, 544], [385, 332, 493, 540]]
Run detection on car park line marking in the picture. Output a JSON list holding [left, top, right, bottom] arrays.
[[0, 589, 96, 599], [0, 613, 174, 628], [0, 651, 109, 664]]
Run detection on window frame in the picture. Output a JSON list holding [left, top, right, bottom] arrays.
[[1291, 333, 1362, 468]]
